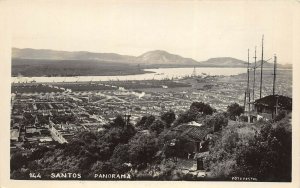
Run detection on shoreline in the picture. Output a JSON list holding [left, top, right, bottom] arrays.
[[11, 70, 155, 78], [11, 67, 293, 78]]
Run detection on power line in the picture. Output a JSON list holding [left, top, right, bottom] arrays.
[[249, 58, 272, 70]]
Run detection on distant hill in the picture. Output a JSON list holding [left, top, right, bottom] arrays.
[[12, 48, 291, 72], [136, 50, 199, 65], [12, 48, 135, 63], [199, 57, 289, 69], [200, 57, 247, 67], [12, 48, 199, 65]]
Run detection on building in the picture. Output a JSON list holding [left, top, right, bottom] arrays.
[[254, 95, 292, 113], [170, 124, 213, 154], [248, 95, 292, 122]]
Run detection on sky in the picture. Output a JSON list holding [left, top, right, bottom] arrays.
[[7, 0, 296, 64]]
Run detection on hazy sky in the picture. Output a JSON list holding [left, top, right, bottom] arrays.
[[8, 0, 295, 63]]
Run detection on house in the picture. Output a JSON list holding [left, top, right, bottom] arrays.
[[174, 124, 213, 153], [163, 122, 215, 173], [248, 95, 292, 122], [171, 124, 213, 154], [253, 95, 292, 114], [166, 123, 212, 173]]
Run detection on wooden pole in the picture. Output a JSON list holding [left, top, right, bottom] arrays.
[[253, 46, 257, 101], [247, 49, 251, 112], [259, 35, 264, 99], [273, 54, 277, 96], [247, 49, 251, 122], [272, 54, 277, 119]]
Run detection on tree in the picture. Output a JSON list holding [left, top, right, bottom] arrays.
[[103, 120, 136, 147], [204, 112, 228, 132], [227, 103, 244, 120], [161, 110, 176, 127], [63, 140, 85, 156], [135, 116, 148, 128], [173, 108, 198, 126], [111, 115, 126, 128], [95, 142, 112, 161], [205, 117, 292, 181], [149, 119, 165, 134], [144, 115, 156, 129], [173, 102, 215, 126], [128, 133, 159, 166], [135, 115, 155, 130], [111, 144, 130, 163], [235, 120, 292, 181], [190, 101, 214, 115], [110, 144, 131, 173], [11, 152, 27, 171]]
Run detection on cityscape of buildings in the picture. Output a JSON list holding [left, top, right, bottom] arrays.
[[10, 68, 292, 157]]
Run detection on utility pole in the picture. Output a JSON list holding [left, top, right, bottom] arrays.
[[273, 54, 277, 96], [247, 49, 251, 111], [247, 49, 251, 122], [252, 46, 257, 102], [259, 35, 264, 99], [244, 49, 250, 114], [275, 95, 279, 115], [272, 54, 277, 119], [244, 90, 247, 112]]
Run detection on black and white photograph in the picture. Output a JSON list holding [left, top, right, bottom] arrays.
[[1, 0, 300, 186]]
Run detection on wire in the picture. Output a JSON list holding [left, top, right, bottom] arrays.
[[249, 58, 273, 70]]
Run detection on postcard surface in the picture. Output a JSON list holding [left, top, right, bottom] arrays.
[[1, 0, 300, 187]]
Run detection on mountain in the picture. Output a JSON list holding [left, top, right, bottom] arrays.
[[200, 57, 247, 67], [199, 57, 287, 68], [12, 48, 135, 63], [12, 48, 200, 65], [13, 48, 289, 68], [256, 60, 274, 68], [136, 50, 199, 65]]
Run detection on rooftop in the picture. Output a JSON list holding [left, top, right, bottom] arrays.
[[254, 95, 292, 110]]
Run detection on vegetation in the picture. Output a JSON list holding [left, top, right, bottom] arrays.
[[203, 112, 228, 132], [160, 110, 176, 127], [205, 117, 291, 181], [227, 103, 244, 120], [173, 102, 215, 126], [10, 101, 292, 181]]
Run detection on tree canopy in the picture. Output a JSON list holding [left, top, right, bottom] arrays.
[[227, 103, 244, 120]]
